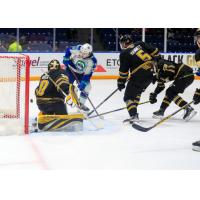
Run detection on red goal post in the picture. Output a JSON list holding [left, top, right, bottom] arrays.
[[0, 54, 30, 135]]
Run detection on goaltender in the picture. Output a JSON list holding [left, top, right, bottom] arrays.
[[34, 59, 84, 131]]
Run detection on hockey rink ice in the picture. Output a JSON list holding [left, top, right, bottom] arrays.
[[0, 79, 200, 169]]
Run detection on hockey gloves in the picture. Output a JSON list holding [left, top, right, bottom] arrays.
[[117, 78, 126, 91], [149, 92, 157, 104], [78, 81, 87, 91], [193, 88, 200, 105], [196, 69, 200, 76]]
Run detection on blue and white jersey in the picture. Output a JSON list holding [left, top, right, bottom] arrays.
[[63, 45, 97, 82]]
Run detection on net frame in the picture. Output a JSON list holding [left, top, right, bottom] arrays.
[[0, 54, 30, 134]]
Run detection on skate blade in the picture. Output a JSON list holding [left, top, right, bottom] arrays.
[[184, 111, 197, 122], [192, 145, 200, 152], [152, 115, 164, 119], [123, 118, 139, 125]]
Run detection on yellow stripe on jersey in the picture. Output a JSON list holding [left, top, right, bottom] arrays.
[[150, 48, 159, 57], [174, 64, 184, 79]]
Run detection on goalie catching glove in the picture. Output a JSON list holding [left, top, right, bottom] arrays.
[[65, 84, 80, 107]]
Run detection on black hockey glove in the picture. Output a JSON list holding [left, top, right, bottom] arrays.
[[117, 78, 126, 91], [149, 92, 157, 104], [193, 88, 200, 105]]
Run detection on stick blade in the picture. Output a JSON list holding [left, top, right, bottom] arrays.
[[132, 122, 152, 132]]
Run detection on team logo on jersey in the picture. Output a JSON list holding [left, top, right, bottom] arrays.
[[75, 60, 86, 71]]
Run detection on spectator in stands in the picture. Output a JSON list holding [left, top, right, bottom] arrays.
[[0, 40, 6, 52], [8, 36, 23, 52]]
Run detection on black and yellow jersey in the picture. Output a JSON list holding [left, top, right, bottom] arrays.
[[195, 48, 200, 67], [35, 69, 69, 104], [119, 41, 160, 80], [154, 59, 193, 95], [156, 59, 193, 82]]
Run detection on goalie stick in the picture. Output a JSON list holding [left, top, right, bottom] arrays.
[[132, 101, 194, 132]]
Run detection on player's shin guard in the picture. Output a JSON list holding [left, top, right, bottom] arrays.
[[124, 98, 140, 124], [173, 95, 188, 108], [79, 83, 91, 112], [160, 96, 171, 111], [153, 96, 171, 119]]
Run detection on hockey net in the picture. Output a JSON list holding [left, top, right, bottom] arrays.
[[0, 54, 30, 135]]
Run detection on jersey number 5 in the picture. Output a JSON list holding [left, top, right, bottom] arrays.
[[136, 50, 152, 61]]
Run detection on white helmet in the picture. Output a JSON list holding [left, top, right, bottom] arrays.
[[80, 43, 93, 58]]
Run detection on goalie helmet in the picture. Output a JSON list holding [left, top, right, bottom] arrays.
[[119, 34, 133, 50], [48, 59, 61, 71], [80, 43, 93, 58]]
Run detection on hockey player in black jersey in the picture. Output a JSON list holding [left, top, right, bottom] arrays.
[[117, 34, 160, 123], [192, 29, 200, 151], [34, 60, 84, 131], [149, 58, 197, 121], [35, 59, 70, 115]]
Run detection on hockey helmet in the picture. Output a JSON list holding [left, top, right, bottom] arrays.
[[194, 28, 200, 45], [48, 59, 61, 71], [119, 34, 133, 49], [80, 43, 93, 58]]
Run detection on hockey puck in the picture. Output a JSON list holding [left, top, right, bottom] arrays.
[[30, 99, 33, 103]]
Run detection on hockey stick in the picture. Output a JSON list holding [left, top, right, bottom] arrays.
[[178, 72, 196, 80], [131, 101, 194, 132], [68, 67, 103, 120], [89, 101, 150, 119], [88, 88, 119, 116], [45, 73, 102, 130]]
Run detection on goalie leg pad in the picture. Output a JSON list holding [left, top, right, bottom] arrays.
[[37, 113, 84, 132]]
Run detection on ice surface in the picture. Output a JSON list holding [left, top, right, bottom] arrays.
[[0, 80, 200, 169]]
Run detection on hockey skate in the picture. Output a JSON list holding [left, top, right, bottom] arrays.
[[153, 109, 164, 119], [192, 140, 200, 152], [183, 106, 197, 121], [79, 103, 90, 112], [123, 113, 139, 125]]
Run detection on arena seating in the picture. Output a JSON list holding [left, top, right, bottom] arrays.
[[0, 28, 198, 52]]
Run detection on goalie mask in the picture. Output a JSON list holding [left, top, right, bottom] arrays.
[[194, 28, 200, 47], [80, 43, 93, 58], [119, 34, 134, 50], [48, 60, 61, 71]]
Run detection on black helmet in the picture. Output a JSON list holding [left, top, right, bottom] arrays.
[[194, 28, 200, 37], [119, 34, 133, 49], [48, 59, 61, 71], [194, 28, 200, 44]]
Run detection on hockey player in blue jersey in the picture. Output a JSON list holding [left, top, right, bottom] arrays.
[[63, 43, 97, 112]]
